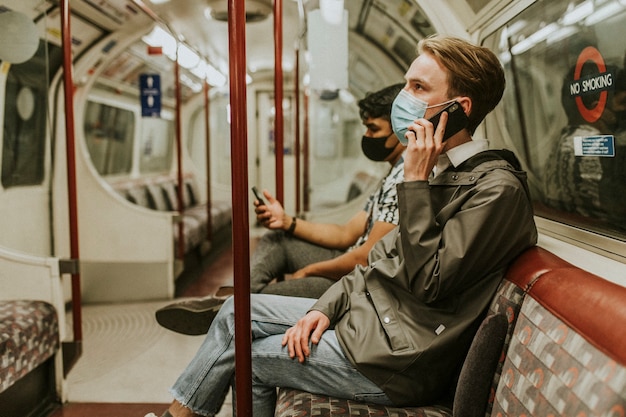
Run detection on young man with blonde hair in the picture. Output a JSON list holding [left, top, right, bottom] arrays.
[[146, 35, 537, 417]]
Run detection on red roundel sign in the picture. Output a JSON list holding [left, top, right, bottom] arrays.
[[572, 46, 611, 123]]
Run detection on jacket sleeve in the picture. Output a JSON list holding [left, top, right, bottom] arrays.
[[308, 265, 360, 324], [310, 229, 400, 324], [398, 171, 536, 303]]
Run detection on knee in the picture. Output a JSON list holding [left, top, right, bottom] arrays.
[[215, 296, 235, 322], [259, 230, 286, 244]]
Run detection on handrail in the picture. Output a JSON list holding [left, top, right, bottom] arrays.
[[274, 0, 285, 204], [174, 58, 185, 259], [60, 0, 83, 372], [204, 81, 213, 241], [294, 46, 301, 215], [303, 91, 311, 212], [228, 0, 253, 415]]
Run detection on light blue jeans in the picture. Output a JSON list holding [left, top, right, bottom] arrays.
[[169, 294, 392, 417]]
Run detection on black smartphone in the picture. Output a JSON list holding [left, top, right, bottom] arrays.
[[428, 101, 469, 141], [251, 186, 265, 205]]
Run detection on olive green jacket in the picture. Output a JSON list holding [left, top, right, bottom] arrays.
[[311, 153, 538, 406]]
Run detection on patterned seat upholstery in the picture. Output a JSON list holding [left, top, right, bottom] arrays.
[[0, 300, 59, 393], [493, 266, 626, 415], [275, 389, 452, 417], [494, 297, 626, 415]]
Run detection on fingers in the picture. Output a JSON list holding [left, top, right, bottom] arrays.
[[262, 189, 278, 206], [434, 110, 448, 143], [309, 318, 329, 344], [407, 111, 447, 148], [403, 112, 448, 181], [253, 190, 275, 208], [280, 312, 329, 363], [281, 322, 309, 363]]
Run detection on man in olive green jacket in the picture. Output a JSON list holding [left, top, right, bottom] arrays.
[[311, 152, 537, 404], [151, 35, 538, 417]]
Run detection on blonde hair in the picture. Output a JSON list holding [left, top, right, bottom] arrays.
[[418, 35, 505, 134]]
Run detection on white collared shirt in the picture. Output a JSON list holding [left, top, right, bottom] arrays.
[[433, 139, 489, 177]]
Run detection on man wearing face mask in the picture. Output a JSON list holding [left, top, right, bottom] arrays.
[[146, 35, 537, 417], [155, 83, 406, 335]]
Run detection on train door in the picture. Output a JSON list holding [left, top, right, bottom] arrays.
[[0, 34, 61, 256]]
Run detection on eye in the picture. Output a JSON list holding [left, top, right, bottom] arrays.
[[409, 82, 424, 93]]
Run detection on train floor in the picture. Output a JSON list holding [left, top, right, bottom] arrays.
[[50, 228, 264, 417]]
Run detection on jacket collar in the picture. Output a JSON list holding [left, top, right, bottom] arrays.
[[434, 139, 488, 177], [446, 139, 489, 168]]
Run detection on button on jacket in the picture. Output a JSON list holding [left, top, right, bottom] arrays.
[[311, 152, 538, 406]]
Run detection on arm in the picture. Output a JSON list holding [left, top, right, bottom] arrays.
[[292, 219, 396, 280], [255, 190, 369, 250]]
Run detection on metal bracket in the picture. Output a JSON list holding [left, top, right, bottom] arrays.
[[59, 258, 80, 275]]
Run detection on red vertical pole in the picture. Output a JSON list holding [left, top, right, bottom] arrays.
[[174, 58, 185, 259], [228, 0, 252, 415], [303, 92, 310, 212], [60, 0, 82, 345], [204, 80, 213, 241], [274, 0, 284, 204], [294, 47, 301, 215]]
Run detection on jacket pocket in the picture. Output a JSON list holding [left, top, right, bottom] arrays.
[[365, 287, 411, 351]]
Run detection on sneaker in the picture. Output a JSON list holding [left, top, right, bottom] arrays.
[[155, 297, 225, 335]]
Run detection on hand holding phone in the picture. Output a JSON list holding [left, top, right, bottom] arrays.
[[428, 101, 469, 141], [251, 186, 265, 205]]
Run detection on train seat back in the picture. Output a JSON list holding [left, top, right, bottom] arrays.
[[0, 300, 60, 417], [112, 176, 232, 255], [0, 300, 59, 394]]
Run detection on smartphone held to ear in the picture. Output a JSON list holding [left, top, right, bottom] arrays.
[[428, 101, 468, 141]]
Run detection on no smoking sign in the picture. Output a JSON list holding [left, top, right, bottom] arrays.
[[568, 46, 615, 123]]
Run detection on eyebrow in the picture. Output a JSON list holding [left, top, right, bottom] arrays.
[[406, 75, 433, 90]]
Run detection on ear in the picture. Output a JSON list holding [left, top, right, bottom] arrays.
[[457, 96, 472, 116]]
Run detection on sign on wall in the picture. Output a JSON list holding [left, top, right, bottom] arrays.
[[140, 74, 161, 117]]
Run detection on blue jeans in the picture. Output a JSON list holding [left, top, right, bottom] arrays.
[[169, 294, 392, 417]]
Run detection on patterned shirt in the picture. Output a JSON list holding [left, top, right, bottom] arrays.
[[353, 155, 405, 248]]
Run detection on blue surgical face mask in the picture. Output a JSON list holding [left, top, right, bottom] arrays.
[[391, 89, 428, 145], [391, 89, 458, 145]]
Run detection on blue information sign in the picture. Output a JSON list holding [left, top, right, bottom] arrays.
[[140, 74, 161, 117], [573, 135, 615, 157]]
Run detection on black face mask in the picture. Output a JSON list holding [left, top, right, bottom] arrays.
[[361, 133, 396, 161]]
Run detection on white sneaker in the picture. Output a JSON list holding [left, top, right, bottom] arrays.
[[144, 414, 158, 417]]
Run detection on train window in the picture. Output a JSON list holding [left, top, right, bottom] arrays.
[[139, 116, 174, 174], [188, 92, 232, 187], [485, 0, 626, 239], [1, 41, 61, 188], [83, 101, 135, 176]]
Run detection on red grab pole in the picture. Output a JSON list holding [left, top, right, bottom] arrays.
[[228, 0, 253, 415], [204, 81, 213, 241], [60, 0, 82, 346], [274, 0, 284, 204]]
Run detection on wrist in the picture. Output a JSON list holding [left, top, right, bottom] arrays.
[[286, 216, 297, 235]]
